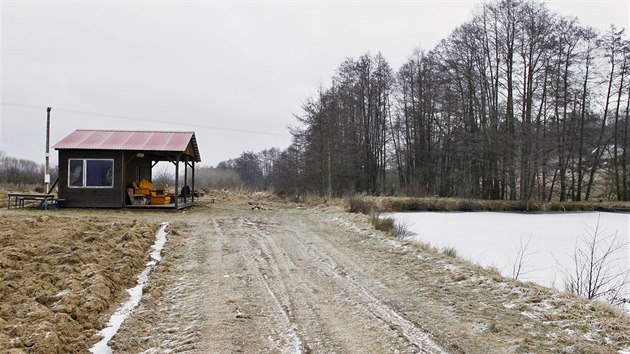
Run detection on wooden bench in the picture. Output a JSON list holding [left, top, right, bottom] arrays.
[[7, 193, 56, 210]]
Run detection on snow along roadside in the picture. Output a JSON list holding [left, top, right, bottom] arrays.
[[90, 222, 169, 354]]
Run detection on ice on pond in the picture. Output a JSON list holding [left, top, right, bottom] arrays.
[[384, 211, 629, 292]]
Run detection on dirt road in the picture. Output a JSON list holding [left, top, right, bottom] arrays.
[[109, 200, 630, 353], [110, 204, 446, 353]]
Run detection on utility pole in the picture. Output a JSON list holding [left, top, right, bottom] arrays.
[[45, 107, 51, 193]]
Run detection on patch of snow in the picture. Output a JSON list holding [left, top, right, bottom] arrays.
[[436, 261, 460, 273], [619, 347, 630, 354], [384, 239, 405, 249], [564, 328, 577, 337], [328, 214, 369, 235], [494, 281, 509, 290], [89, 222, 169, 354], [415, 254, 428, 261], [503, 303, 518, 310], [583, 331, 596, 341], [546, 332, 558, 340], [139, 348, 174, 354], [520, 311, 538, 320], [472, 321, 489, 333], [55, 289, 71, 297], [534, 299, 555, 312]]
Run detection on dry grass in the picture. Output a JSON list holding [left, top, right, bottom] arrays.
[[370, 213, 395, 233], [0, 188, 7, 209], [346, 193, 377, 214], [393, 221, 415, 238], [441, 246, 458, 258], [336, 196, 630, 352], [344, 195, 630, 214], [369, 212, 418, 239]]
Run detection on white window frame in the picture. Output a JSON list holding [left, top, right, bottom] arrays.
[[68, 158, 114, 188]]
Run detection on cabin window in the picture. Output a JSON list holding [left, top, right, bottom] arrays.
[[68, 159, 114, 188]]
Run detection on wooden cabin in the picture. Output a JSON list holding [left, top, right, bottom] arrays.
[[52, 130, 201, 208]]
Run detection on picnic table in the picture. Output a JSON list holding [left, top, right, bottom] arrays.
[[6, 193, 58, 210]]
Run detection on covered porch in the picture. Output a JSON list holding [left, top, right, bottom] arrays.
[[125, 150, 200, 210]]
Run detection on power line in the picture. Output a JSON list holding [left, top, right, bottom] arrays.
[[1, 102, 291, 138]]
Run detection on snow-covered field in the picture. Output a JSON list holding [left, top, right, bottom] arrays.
[[384, 211, 629, 293]]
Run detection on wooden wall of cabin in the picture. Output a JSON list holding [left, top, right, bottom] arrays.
[[124, 157, 152, 187], [57, 150, 124, 208]]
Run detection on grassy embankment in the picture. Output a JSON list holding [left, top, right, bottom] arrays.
[[347, 195, 630, 214], [342, 194, 630, 352]]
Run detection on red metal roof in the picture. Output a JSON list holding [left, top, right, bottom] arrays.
[[53, 130, 201, 161]]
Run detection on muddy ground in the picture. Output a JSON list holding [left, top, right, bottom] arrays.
[[0, 211, 161, 353], [1, 192, 629, 353]]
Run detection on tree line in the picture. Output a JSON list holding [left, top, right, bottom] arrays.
[[0, 151, 53, 187], [218, 0, 630, 202]]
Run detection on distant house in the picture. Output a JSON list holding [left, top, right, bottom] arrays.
[[52, 129, 201, 208]]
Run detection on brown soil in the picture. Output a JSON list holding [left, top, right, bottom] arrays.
[[1, 192, 629, 353], [0, 210, 160, 353], [0, 190, 7, 209]]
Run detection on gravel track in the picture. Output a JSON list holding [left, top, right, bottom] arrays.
[[111, 205, 447, 353]]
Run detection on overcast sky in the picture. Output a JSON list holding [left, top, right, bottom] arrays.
[[1, 1, 629, 167]]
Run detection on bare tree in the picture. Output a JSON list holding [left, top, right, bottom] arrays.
[[511, 235, 533, 280], [0, 152, 47, 187], [561, 214, 629, 307], [151, 165, 175, 190], [222, 0, 629, 202]]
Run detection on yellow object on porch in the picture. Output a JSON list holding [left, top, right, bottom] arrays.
[[132, 179, 153, 196], [150, 190, 171, 205]]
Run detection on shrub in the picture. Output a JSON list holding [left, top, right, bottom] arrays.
[[347, 194, 377, 214], [393, 222, 415, 239], [371, 213, 395, 233], [457, 200, 475, 212], [546, 202, 566, 212], [442, 246, 458, 258], [561, 215, 630, 307]]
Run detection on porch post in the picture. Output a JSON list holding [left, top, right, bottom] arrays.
[[191, 160, 195, 203], [121, 151, 126, 207], [175, 155, 180, 209], [184, 157, 188, 204]]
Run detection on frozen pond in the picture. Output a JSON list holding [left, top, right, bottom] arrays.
[[384, 211, 629, 293]]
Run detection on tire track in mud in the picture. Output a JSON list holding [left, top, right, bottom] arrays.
[[222, 217, 309, 353], [109, 221, 208, 353], [111, 207, 448, 353], [228, 213, 447, 353], [284, 223, 444, 354]]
